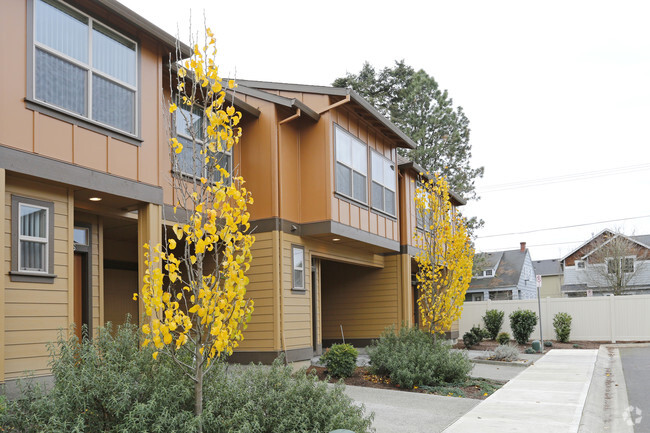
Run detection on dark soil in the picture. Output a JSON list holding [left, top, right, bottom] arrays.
[[452, 339, 610, 351], [306, 366, 502, 400]]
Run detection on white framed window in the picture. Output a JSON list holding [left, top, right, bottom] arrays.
[[175, 103, 231, 184], [576, 260, 586, 269], [371, 151, 396, 216], [33, 0, 138, 135], [483, 269, 493, 277], [335, 125, 367, 203], [606, 257, 635, 274], [292, 245, 305, 291], [11, 196, 55, 282]]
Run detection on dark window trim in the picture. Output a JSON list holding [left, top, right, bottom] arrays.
[[369, 149, 397, 217], [334, 191, 369, 210], [73, 222, 93, 339], [333, 123, 368, 205], [26, 0, 143, 144], [370, 207, 398, 222], [10, 195, 56, 283], [291, 244, 306, 292]]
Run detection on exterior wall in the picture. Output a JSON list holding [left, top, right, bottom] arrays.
[[564, 261, 650, 290], [515, 252, 537, 299], [0, 0, 165, 188], [540, 275, 563, 298], [3, 175, 72, 380], [459, 295, 650, 342]]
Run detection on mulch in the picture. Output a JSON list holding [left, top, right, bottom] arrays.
[[305, 366, 495, 400], [452, 339, 609, 351]]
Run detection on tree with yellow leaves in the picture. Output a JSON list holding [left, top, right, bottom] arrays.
[[135, 27, 254, 428], [413, 174, 473, 336]]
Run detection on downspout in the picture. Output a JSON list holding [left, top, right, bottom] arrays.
[[276, 108, 302, 363], [318, 94, 350, 114]]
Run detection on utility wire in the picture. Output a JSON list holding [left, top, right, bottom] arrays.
[[478, 163, 650, 193], [476, 214, 650, 239]]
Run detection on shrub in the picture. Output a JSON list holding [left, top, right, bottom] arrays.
[[524, 348, 536, 354], [319, 343, 358, 378], [496, 332, 511, 345], [462, 325, 485, 349], [509, 310, 538, 345], [202, 358, 373, 433], [491, 345, 520, 362], [482, 309, 505, 340], [368, 326, 472, 389], [0, 322, 373, 433], [553, 312, 572, 343], [544, 341, 553, 347]]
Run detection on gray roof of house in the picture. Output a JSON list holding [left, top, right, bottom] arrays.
[[234, 80, 416, 149], [533, 259, 563, 276], [396, 156, 466, 206], [631, 234, 650, 248], [470, 249, 527, 290]]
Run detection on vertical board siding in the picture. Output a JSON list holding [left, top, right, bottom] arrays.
[[280, 234, 311, 350], [321, 254, 400, 340], [236, 232, 276, 351], [4, 177, 70, 379], [458, 294, 650, 342]]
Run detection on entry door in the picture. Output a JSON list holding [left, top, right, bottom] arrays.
[[74, 253, 83, 341]]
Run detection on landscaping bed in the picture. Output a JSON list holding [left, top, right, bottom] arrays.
[[306, 365, 504, 400], [453, 339, 608, 351]]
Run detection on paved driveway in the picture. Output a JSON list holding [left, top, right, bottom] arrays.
[[620, 346, 650, 432]]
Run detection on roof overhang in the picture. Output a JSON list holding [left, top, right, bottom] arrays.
[[398, 160, 467, 206], [234, 85, 320, 122]]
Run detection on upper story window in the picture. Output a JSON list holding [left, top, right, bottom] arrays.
[[174, 103, 231, 184], [576, 260, 586, 269], [335, 126, 367, 203], [371, 151, 396, 216], [34, 0, 137, 135], [607, 257, 634, 274]]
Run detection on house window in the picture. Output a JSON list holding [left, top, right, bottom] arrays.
[[335, 126, 367, 203], [371, 151, 396, 216], [483, 269, 493, 277], [175, 103, 231, 184], [292, 246, 305, 291], [576, 261, 586, 269], [11, 196, 55, 281], [33, 0, 137, 134], [606, 257, 635, 274]]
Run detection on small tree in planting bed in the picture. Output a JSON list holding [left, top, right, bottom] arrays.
[[509, 310, 538, 345], [482, 309, 504, 340], [553, 312, 572, 343]]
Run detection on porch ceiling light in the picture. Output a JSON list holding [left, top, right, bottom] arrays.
[[332, 238, 341, 242], [89, 197, 102, 202]]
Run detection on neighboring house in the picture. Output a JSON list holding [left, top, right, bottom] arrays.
[[533, 259, 564, 298], [466, 243, 537, 301], [562, 229, 650, 297], [0, 0, 467, 390]]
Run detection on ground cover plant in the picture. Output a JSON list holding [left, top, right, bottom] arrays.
[[0, 322, 373, 433], [367, 326, 472, 389]]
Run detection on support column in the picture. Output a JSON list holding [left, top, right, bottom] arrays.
[[399, 254, 412, 327], [0, 168, 5, 383], [137, 203, 162, 322]]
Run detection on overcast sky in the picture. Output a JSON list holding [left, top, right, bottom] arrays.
[[119, 0, 650, 261]]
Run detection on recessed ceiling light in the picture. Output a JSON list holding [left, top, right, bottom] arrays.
[[332, 238, 341, 242], [89, 197, 102, 202]]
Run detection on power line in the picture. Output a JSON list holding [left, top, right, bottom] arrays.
[[478, 163, 650, 193], [476, 214, 650, 239], [479, 239, 585, 252]]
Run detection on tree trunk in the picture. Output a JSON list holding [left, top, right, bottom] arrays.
[[195, 345, 204, 432]]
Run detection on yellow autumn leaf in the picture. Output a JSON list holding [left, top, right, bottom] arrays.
[[169, 103, 177, 113]]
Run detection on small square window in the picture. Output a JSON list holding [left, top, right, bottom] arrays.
[[576, 261, 586, 269]]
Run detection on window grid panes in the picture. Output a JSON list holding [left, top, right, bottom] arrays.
[[335, 126, 367, 203], [18, 204, 49, 273], [175, 104, 231, 184], [34, 0, 137, 134], [370, 151, 396, 216]]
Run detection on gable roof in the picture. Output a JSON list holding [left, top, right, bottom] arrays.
[[561, 228, 614, 261], [533, 259, 562, 276], [469, 249, 528, 290], [562, 229, 650, 261], [235, 80, 416, 150], [234, 85, 320, 121]]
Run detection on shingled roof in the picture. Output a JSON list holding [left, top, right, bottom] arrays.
[[469, 249, 527, 290]]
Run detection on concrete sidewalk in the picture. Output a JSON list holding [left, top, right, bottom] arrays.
[[444, 349, 598, 433]]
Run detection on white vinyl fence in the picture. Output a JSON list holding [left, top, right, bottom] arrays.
[[458, 294, 650, 343]]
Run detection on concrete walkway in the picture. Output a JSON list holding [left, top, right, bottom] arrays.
[[444, 349, 598, 433]]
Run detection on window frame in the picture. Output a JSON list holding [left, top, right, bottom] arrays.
[[10, 195, 56, 283], [29, 0, 139, 138], [606, 257, 635, 274], [173, 101, 232, 185], [334, 124, 368, 205], [291, 245, 306, 291], [575, 260, 586, 270], [370, 149, 396, 216]]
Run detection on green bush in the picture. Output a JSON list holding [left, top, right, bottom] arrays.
[[202, 358, 373, 433], [492, 344, 520, 361], [496, 332, 510, 345], [463, 325, 485, 349], [553, 312, 572, 343], [544, 341, 553, 347], [319, 343, 358, 378], [368, 326, 472, 389], [482, 309, 505, 340], [0, 321, 373, 433], [509, 310, 538, 345]]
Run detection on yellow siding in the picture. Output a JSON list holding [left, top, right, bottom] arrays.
[[4, 176, 71, 379], [237, 232, 277, 351]]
